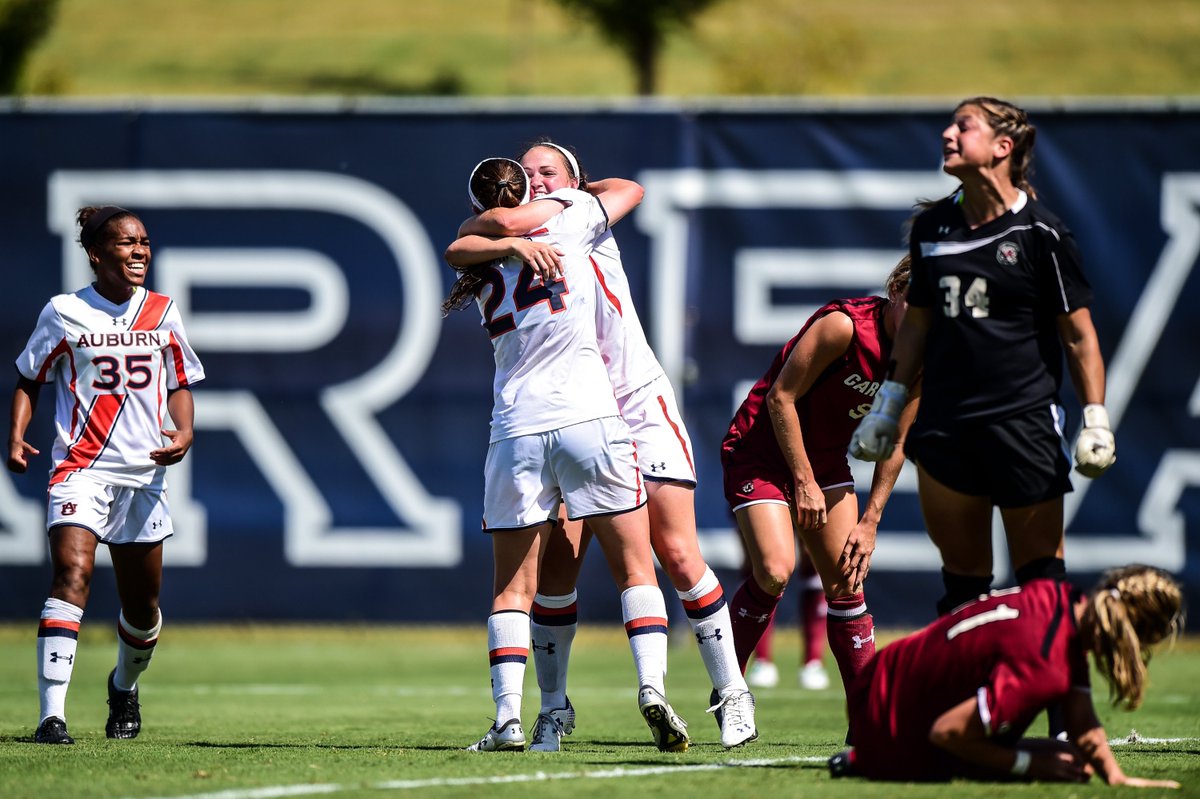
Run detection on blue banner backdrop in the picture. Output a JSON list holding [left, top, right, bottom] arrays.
[[1, 102, 1197, 628]]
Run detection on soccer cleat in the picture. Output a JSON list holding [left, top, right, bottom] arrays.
[[745, 659, 780, 688], [528, 712, 564, 752], [34, 716, 74, 745], [637, 685, 689, 752], [707, 689, 758, 748], [708, 688, 724, 730], [466, 718, 525, 752], [828, 748, 857, 778], [548, 696, 575, 736], [799, 660, 831, 691], [105, 669, 141, 739]]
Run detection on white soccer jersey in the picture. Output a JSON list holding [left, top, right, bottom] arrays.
[[15, 285, 205, 489], [481, 188, 620, 442], [590, 230, 666, 397]]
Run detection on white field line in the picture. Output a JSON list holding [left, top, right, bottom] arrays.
[[116, 756, 828, 799]]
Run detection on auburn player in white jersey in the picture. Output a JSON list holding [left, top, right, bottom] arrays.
[[8, 206, 204, 745], [517, 141, 756, 751], [442, 158, 689, 753]]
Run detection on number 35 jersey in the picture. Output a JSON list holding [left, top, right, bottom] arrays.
[[480, 188, 619, 443], [15, 285, 205, 489]]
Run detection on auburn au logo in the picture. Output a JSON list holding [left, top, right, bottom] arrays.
[[61, 502, 77, 516]]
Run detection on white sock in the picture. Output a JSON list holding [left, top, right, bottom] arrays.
[[37, 598, 84, 723], [531, 591, 577, 712], [678, 568, 747, 697], [114, 610, 162, 692], [487, 610, 529, 724], [620, 584, 668, 694]]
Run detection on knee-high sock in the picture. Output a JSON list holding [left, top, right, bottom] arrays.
[[799, 571, 828, 665], [753, 616, 775, 663], [730, 578, 783, 673], [530, 591, 577, 712], [826, 592, 874, 691], [621, 585, 668, 694], [487, 610, 529, 723], [678, 568, 747, 697], [37, 598, 84, 723], [937, 570, 993, 616], [114, 610, 162, 692]]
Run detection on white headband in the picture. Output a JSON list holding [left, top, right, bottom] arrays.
[[467, 157, 530, 212], [539, 142, 580, 182]]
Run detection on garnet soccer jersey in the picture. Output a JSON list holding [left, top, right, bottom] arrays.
[[590, 230, 665, 397], [15, 285, 205, 489], [907, 189, 1093, 425], [722, 297, 891, 485], [848, 578, 1089, 781], [481, 188, 621, 442]]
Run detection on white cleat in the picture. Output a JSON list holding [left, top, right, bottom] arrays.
[[466, 718, 525, 752], [637, 685, 689, 752], [708, 689, 758, 749], [746, 659, 780, 688], [548, 696, 575, 736], [799, 660, 831, 691], [528, 712, 565, 752]]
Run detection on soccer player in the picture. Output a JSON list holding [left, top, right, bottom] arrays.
[[508, 140, 755, 751], [723, 258, 917, 709], [850, 97, 1116, 613], [8, 206, 204, 744], [831, 564, 1183, 787], [443, 158, 688, 753]]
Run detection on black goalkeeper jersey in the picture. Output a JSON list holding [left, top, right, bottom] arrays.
[[906, 189, 1093, 427]]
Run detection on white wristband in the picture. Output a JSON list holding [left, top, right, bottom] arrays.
[[1011, 749, 1031, 776], [1082, 404, 1109, 430]]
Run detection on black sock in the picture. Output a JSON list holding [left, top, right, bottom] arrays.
[[936, 569, 993, 616], [1014, 556, 1066, 585]]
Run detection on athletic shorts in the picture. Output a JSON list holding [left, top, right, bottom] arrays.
[[721, 445, 853, 513], [482, 416, 646, 532], [46, 474, 174, 545], [617, 376, 697, 485], [905, 403, 1073, 508]]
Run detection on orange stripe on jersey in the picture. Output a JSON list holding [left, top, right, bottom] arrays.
[[682, 585, 725, 612], [132, 291, 171, 331], [51, 394, 126, 485], [656, 395, 695, 476], [168, 331, 189, 386], [35, 338, 72, 382], [591, 257, 623, 315]]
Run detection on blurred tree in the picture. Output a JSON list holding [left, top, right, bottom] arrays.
[[552, 0, 720, 95], [0, 0, 58, 94]]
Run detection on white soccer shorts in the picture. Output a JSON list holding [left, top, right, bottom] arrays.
[[482, 416, 645, 531], [47, 475, 174, 544], [617, 376, 697, 485]]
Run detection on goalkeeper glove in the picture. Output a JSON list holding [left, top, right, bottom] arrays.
[[1074, 403, 1116, 478], [849, 380, 908, 462]]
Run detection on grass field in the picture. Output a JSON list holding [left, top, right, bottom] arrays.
[[0, 625, 1196, 799], [19, 0, 1200, 98]]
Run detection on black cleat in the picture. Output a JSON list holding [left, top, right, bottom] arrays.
[[105, 669, 141, 739], [828, 749, 857, 778], [709, 688, 723, 729], [34, 716, 74, 745]]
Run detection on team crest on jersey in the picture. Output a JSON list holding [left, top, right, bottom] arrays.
[[60, 502, 77, 516], [996, 241, 1020, 266], [741, 481, 754, 494]]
